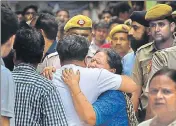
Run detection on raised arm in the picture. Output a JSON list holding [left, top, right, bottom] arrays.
[[119, 75, 138, 93]]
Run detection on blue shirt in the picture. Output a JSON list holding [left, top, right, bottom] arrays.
[[93, 90, 128, 126], [122, 52, 135, 76], [1, 62, 15, 126]]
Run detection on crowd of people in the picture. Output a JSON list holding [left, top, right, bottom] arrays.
[[1, 1, 176, 126]]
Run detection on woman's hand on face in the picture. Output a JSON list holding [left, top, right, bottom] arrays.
[[62, 68, 80, 89]]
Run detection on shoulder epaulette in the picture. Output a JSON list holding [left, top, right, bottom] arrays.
[[136, 42, 153, 52]]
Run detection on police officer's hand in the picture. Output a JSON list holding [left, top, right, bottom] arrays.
[[41, 66, 56, 80]]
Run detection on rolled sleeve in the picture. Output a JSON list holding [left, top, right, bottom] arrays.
[[97, 69, 122, 94]]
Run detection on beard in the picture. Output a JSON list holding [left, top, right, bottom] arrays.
[[153, 34, 172, 49], [129, 31, 149, 53], [154, 34, 169, 44]]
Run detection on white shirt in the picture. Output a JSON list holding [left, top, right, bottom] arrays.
[[138, 118, 176, 126], [52, 64, 122, 126], [37, 52, 61, 73]]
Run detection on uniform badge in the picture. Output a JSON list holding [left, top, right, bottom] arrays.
[[147, 60, 152, 73], [77, 19, 85, 26]]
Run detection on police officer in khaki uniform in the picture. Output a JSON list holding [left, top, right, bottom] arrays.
[[131, 4, 176, 121], [146, 10, 176, 88], [109, 24, 132, 57], [41, 15, 93, 79], [64, 15, 92, 41]]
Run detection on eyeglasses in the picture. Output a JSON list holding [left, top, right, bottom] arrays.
[[25, 12, 36, 15]]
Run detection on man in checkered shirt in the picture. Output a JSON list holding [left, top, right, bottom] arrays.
[[12, 27, 68, 126]]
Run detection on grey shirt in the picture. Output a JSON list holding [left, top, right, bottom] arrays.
[[1, 64, 15, 126]]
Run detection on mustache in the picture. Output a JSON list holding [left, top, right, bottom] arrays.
[[155, 33, 162, 36], [128, 35, 136, 41]]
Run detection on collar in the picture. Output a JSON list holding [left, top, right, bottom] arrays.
[[152, 41, 158, 53], [14, 63, 36, 72], [91, 38, 108, 47], [44, 40, 57, 58], [153, 39, 176, 51], [169, 119, 176, 126]]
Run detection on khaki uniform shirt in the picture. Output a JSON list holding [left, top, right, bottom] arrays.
[[37, 52, 61, 73], [132, 42, 156, 108], [132, 40, 176, 108], [145, 46, 176, 92]]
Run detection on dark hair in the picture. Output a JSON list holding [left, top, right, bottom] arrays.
[[22, 5, 38, 16], [149, 67, 176, 87], [35, 13, 58, 40], [40, 10, 54, 16], [102, 9, 112, 16], [3, 49, 15, 71], [131, 1, 144, 11], [109, 17, 124, 27], [113, 2, 131, 17], [168, 1, 176, 11], [93, 20, 109, 30], [15, 11, 23, 15], [57, 35, 89, 62], [165, 15, 175, 24], [56, 9, 69, 17], [13, 27, 45, 64], [1, 5, 19, 45], [1, 3, 11, 9], [96, 48, 123, 74]]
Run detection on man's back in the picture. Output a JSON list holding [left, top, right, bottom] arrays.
[[12, 63, 68, 126], [52, 64, 122, 125]]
